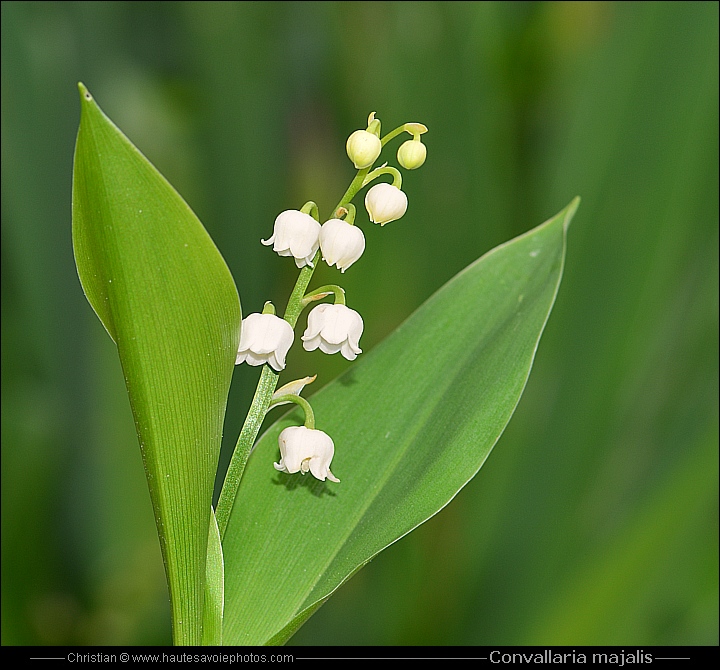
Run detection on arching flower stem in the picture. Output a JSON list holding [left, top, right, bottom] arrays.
[[336, 203, 357, 226], [268, 394, 315, 430], [380, 122, 428, 147], [301, 285, 346, 309], [300, 200, 320, 221], [363, 165, 403, 190]]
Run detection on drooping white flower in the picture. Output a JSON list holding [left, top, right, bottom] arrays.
[[274, 425, 340, 482], [346, 129, 382, 169], [302, 303, 363, 361], [319, 218, 366, 273], [236, 313, 294, 371], [365, 183, 408, 225], [261, 210, 321, 268]]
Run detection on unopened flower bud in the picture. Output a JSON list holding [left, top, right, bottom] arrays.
[[365, 183, 408, 225], [346, 130, 382, 169], [397, 139, 427, 169], [320, 218, 366, 272]]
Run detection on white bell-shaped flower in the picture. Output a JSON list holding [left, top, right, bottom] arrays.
[[236, 313, 294, 371], [319, 218, 366, 273], [302, 303, 363, 361], [365, 183, 408, 225], [261, 210, 321, 268], [274, 425, 340, 482]]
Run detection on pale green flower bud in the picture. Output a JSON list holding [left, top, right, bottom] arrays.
[[346, 130, 382, 169], [397, 139, 427, 170]]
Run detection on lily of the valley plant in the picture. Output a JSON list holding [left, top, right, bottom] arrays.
[[217, 111, 429, 528], [72, 85, 576, 645]]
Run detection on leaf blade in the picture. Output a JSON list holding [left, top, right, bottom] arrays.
[[72, 83, 241, 645], [222, 199, 577, 645]]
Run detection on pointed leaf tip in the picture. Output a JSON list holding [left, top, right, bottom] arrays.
[[77, 82, 92, 102], [563, 196, 581, 231]]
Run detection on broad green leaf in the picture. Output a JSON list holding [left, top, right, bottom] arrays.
[[222, 199, 578, 645], [72, 84, 241, 645], [202, 508, 224, 646]]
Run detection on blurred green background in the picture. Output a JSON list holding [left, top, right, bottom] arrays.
[[2, 0, 717, 646]]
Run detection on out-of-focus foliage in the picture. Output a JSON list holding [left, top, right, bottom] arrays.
[[2, 1, 717, 646]]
